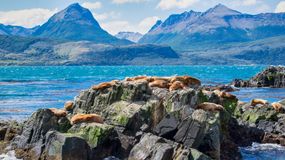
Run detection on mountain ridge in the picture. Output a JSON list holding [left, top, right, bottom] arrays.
[[139, 4, 285, 50]]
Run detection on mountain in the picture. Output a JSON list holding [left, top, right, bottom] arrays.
[[115, 32, 143, 43], [31, 3, 131, 45], [0, 24, 38, 36], [0, 35, 179, 65], [139, 4, 285, 50]]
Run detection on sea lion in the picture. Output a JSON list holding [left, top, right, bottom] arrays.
[[92, 80, 118, 90], [170, 76, 201, 87], [126, 76, 148, 81], [196, 102, 224, 112], [251, 99, 268, 106], [151, 77, 170, 82], [149, 80, 169, 89], [49, 108, 67, 117], [272, 102, 283, 112], [70, 114, 104, 125], [220, 91, 237, 99], [169, 81, 185, 91], [64, 101, 74, 111]]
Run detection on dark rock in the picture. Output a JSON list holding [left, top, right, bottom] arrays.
[[153, 114, 179, 139], [231, 66, 285, 88], [129, 133, 211, 160], [174, 110, 208, 148], [12, 109, 59, 149], [41, 131, 92, 160]]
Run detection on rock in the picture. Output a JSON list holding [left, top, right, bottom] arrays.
[[153, 114, 179, 139], [41, 131, 92, 160], [129, 133, 211, 160], [262, 133, 285, 146], [240, 104, 277, 124], [68, 123, 114, 148], [231, 66, 285, 88], [12, 109, 59, 149], [174, 110, 208, 148], [128, 133, 175, 160]]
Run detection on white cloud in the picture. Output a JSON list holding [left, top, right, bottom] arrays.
[[101, 21, 135, 35], [93, 11, 120, 21], [275, 1, 285, 13], [138, 16, 160, 33], [82, 2, 102, 10], [101, 16, 159, 35], [242, 0, 257, 6], [112, 0, 147, 4], [0, 8, 57, 28], [157, 0, 198, 10]]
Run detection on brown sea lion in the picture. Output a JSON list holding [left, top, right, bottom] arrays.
[[92, 80, 118, 90], [220, 91, 237, 99], [151, 77, 170, 82], [49, 108, 67, 117], [149, 80, 169, 89], [70, 114, 104, 125], [251, 99, 268, 106], [64, 101, 74, 111], [272, 102, 283, 112], [184, 76, 201, 86], [126, 76, 148, 81], [169, 81, 185, 91], [196, 102, 224, 112]]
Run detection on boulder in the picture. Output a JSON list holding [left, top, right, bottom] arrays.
[[153, 114, 179, 139], [174, 110, 208, 148], [231, 66, 285, 88], [129, 133, 211, 160], [41, 131, 92, 160], [12, 109, 59, 149]]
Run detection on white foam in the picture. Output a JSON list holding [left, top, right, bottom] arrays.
[[0, 151, 21, 160]]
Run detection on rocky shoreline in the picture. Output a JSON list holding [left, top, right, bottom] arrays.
[[1, 66, 285, 160]]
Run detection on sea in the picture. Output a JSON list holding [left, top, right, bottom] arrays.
[[0, 65, 285, 160]]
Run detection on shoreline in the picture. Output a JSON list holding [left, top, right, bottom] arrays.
[[0, 66, 285, 160]]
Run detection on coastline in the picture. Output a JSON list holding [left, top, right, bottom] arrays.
[[0, 66, 285, 160]]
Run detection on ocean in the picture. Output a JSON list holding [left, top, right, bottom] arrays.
[[0, 65, 285, 159]]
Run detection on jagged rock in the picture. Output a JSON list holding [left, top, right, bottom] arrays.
[[174, 110, 208, 148], [41, 131, 92, 160], [68, 123, 114, 148], [129, 133, 211, 160], [153, 114, 179, 139], [232, 66, 285, 88], [12, 109, 59, 149], [240, 105, 277, 124]]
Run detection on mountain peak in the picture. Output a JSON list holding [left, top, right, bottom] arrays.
[[204, 4, 241, 16], [49, 3, 99, 26]]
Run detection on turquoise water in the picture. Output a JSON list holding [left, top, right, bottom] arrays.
[[1, 65, 285, 159], [1, 65, 284, 120]]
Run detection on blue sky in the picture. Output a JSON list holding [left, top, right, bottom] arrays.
[[0, 0, 284, 34]]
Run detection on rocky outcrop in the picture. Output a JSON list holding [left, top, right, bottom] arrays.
[[233, 98, 285, 147], [232, 66, 285, 88], [1, 75, 262, 160]]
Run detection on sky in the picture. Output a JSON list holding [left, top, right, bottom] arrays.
[[0, 0, 285, 35]]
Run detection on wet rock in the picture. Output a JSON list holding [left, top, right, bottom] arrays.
[[231, 66, 285, 88], [174, 110, 208, 148], [262, 133, 285, 146]]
